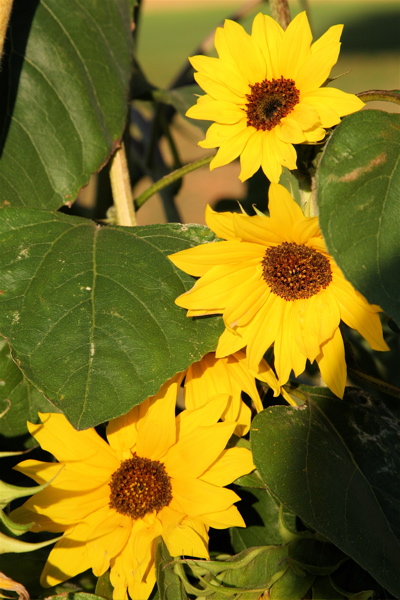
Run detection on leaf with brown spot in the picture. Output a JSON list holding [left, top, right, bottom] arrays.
[[317, 110, 400, 325]]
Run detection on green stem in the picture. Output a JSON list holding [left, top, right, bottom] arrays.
[[357, 89, 400, 106], [348, 367, 400, 399], [135, 155, 214, 209]]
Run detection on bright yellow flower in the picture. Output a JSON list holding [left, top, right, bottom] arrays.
[[169, 184, 389, 398], [184, 350, 282, 436], [186, 11, 364, 183], [11, 375, 254, 600]]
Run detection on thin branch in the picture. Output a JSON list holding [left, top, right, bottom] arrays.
[[135, 155, 214, 210]]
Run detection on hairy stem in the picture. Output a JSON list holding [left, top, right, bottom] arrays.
[[110, 142, 137, 227]]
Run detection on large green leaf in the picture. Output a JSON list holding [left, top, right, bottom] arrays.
[[0, 339, 58, 445], [0, 0, 132, 209], [250, 388, 400, 596], [0, 209, 222, 429], [317, 110, 400, 324]]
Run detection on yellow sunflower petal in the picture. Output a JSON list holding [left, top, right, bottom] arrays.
[[255, 358, 282, 397], [190, 55, 249, 96], [246, 294, 284, 370], [277, 117, 307, 144], [186, 99, 244, 125], [85, 508, 132, 576], [177, 394, 230, 436], [171, 477, 240, 516], [251, 13, 284, 79], [225, 277, 269, 329], [216, 325, 247, 357], [224, 399, 252, 437], [294, 216, 321, 244], [260, 130, 284, 183], [205, 204, 240, 240], [169, 240, 263, 278], [163, 516, 209, 559], [198, 505, 246, 529], [290, 102, 320, 130], [316, 327, 346, 399], [13, 460, 64, 486], [219, 19, 265, 84], [330, 275, 389, 351], [175, 263, 258, 312], [239, 130, 264, 182], [303, 125, 326, 142], [12, 483, 110, 528], [198, 120, 248, 150], [295, 25, 343, 92], [40, 536, 90, 587], [302, 87, 365, 126], [224, 351, 265, 409], [273, 302, 297, 385], [27, 413, 118, 477], [194, 73, 243, 104], [268, 183, 305, 230], [136, 373, 183, 461], [201, 447, 254, 487], [210, 127, 254, 170], [165, 421, 236, 479], [280, 12, 312, 79], [293, 292, 341, 362], [231, 210, 281, 245]]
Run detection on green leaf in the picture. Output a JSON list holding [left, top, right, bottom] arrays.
[[230, 486, 296, 552], [250, 389, 400, 597], [288, 539, 345, 576], [269, 565, 315, 600], [317, 110, 400, 324], [155, 537, 187, 600], [0, 210, 222, 429], [0, 339, 58, 444], [154, 85, 210, 134], [0, 0, 133, 209]]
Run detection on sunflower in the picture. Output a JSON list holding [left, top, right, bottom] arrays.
[[184, 350, 283, 436], [11, 375, 254, 600], [186, 11, 364, 183], [168, 184, 389, 398]]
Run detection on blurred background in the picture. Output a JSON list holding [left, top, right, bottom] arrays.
[[82, 0, 400, 226]]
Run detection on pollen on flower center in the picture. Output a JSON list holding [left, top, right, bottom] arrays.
[[261, 242, 332, 300], [245, 77, 300, 131], [109, 454, 172, 519]]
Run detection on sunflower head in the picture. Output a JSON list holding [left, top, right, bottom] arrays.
[[10, 375, 254, 600], [169, 184, 388, 398], [186, 11, 364, 183]]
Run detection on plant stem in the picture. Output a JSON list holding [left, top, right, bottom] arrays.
[[109, 142, 137, 227], [135, 155, 214, 210], [357, 89, 400, 106], [0, 0, 13, 62], [269, 0, 291, 29]]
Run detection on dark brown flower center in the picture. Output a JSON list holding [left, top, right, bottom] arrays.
[[245, 77, 300, 131], [109, 454, 172, 519], [261, 242, 332, 301]]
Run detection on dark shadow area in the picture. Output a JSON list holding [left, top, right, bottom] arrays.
[[341, 10, 400, 52], [0, 0, 41, 158]]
